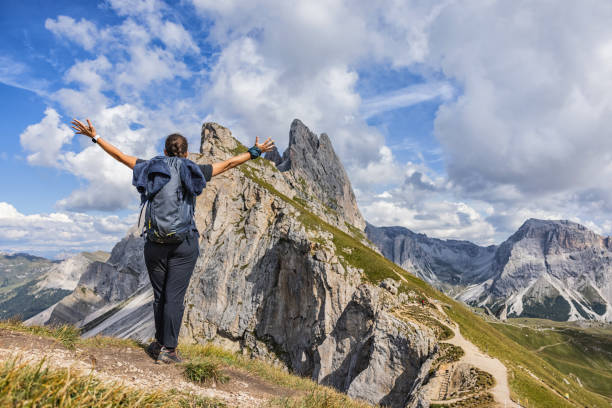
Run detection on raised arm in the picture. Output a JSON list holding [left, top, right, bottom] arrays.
[[211, 137, 275, 177], [71, 119, 137, 169]]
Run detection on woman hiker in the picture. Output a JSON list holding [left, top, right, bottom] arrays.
[[71, 118, 275, 364]]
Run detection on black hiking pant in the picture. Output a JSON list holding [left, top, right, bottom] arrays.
[[144, 236, 199, 349]]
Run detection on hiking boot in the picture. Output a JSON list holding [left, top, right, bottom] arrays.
[[157, 346, 182, 364], [146, 341, 162, 360]]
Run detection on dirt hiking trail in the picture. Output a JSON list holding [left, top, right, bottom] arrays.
[[390, 265, 520, 407], [0, 328, 298, 407], [427, 299, 520, 407], [440, 314, 519, 407]]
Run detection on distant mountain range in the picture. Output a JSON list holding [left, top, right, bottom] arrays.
[[366, 219, 612, 322], [0, 251, 109, 320]]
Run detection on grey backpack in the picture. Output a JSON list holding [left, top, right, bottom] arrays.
[[142, 157, 195, 243]]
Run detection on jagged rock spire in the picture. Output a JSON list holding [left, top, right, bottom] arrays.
[[263, 146, 282, 166], [277, 119, 365, 230]]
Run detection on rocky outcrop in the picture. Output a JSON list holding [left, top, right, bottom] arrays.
[[263, 146, 283, 165], [188, 122, 437, 406], [31, 120, 438, 407], [277, 119, 366, 231], [315, 285, 435, 406]]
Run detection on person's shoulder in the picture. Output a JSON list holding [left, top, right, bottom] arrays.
[[137, 155, 165, 163], [180, 157, 203, 168]]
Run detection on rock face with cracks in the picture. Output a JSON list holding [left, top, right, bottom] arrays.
[[31, 120, 437, 407]]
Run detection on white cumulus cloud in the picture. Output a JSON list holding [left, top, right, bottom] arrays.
[[20, 108, 73, 167], [45, 15, 99, 51], [0, 202, 136, 254]]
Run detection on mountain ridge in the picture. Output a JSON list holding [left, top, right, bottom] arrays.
[[367, 218, 612, 322]]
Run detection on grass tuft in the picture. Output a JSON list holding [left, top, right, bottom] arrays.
[[0, 319, 81, 350], [268, 389, 374, 408], [179, 343, 313, 391], [0, 358, 225, 407], [393, 305, 454, 340], [184, 360, 230, 385], [180, 343, 375, 407], [0, 319, 145, 351], [433, 343, 465, 367]]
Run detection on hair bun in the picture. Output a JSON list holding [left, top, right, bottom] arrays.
[[165, 133, 188, 157]]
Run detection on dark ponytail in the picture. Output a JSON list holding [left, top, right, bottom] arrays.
[[165, 133, 188, 157]]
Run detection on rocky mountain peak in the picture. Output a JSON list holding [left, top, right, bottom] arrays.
[[283, 119, 321, 158], [366, 217, 612, 322], [457, 218, 612, 321], [365, 223, 497, 289], [509, 218, 606, 252], [516, 218, 585, 234], [199, 122, 239, 159], [277, 119, 365, 231], [198, 119, 366, 233]]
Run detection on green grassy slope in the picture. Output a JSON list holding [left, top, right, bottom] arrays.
[[0, 279, 71, 320], [0, 253, 54, 295], [239, 151, 611, 407], [444, 305, 609, 407], [492, 319, 612, 399]]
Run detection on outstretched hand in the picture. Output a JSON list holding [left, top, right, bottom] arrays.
[[254, 136, 275, 154], [71, 118, 97, 140]]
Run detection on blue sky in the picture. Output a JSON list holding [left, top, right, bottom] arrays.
[[2, 0, 612, 257]]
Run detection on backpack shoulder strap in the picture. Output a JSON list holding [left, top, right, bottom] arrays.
[[137, 201, 148, 237]]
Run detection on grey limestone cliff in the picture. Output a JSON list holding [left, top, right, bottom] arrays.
[[45, 233, 146, 326]]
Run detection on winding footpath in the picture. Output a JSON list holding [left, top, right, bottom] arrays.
[[535, 341, 568, 353], [442, 316, 519, 407], [391, 268, 519, 407]]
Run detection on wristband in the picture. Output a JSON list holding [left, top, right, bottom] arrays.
[[248, 146, 261, 159], [92, 135, 100, 144]]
